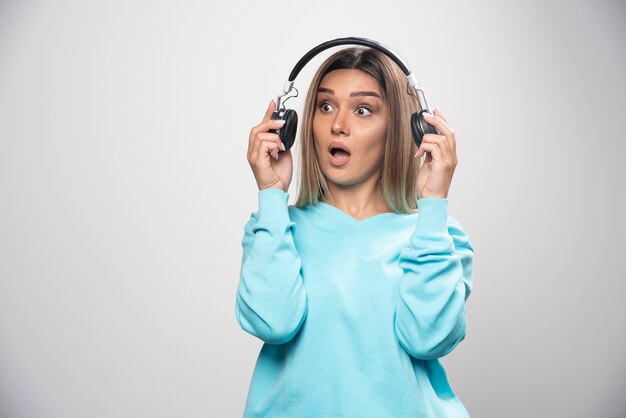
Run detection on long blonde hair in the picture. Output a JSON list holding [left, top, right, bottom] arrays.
[[294, 47, 423, 213]]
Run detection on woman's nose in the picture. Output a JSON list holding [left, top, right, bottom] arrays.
[[331, 109, 349, 136]]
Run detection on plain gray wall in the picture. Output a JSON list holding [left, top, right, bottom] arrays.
[[1, 0, 624, 417]]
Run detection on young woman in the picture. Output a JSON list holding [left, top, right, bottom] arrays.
[[236, 46, 474, 417]]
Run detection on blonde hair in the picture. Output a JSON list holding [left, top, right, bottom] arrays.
[[294, 47, 423, 213]]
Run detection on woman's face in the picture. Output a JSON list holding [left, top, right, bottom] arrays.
[[313, 68, 388, 188]]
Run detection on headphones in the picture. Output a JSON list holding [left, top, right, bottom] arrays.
[[270, 37, 439, 152]]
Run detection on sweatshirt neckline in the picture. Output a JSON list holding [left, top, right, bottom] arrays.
[[314, 201, 400, 226]]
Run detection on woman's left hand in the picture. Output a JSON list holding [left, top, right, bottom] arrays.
[[414, 108, 458, 199]]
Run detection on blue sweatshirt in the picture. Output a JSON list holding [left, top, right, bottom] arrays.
[[235, 188, 474, 418]]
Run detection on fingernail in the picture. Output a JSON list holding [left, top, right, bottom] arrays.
[[276, 119, 286, 124], [423, 112, 432, 118], [280, 143, 286, 151]]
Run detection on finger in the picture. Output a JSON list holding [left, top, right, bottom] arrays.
[[420, 134, 452, 165], [250, 131, 282, 158], [262, 99, 277, 123], [433, 109, 455, 156], [249, 119, 286, 149], [415, 140, 444, 163], [248, 100, 279, 149], [433, 108, 456, 161], [253, 132, 285, 159], [423, 111, 453, 140], [251, 138, 278, 163], [257, 139, 282, 161], [248, 130, 274, 160], [433, 108, 448, 124], [423, 111, 456, 159], [258, 118, 286, 134], [257, 133, 284, 151]]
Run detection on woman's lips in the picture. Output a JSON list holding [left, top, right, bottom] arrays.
[[329, 149, 351, 167]]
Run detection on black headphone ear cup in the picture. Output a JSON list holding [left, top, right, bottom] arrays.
[[280, 109, 298, 151], [411, 110, 439, 149], [410, 112, 423, 149]]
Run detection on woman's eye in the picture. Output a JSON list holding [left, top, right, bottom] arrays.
[[319, 102, 333, 112], [356, 106, 372, 116]]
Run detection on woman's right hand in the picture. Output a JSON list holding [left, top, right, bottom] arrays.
[[247, 99, 293, 192]]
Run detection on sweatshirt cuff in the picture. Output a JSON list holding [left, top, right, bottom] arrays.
[[415, 197, 448, 235], [258, 188, 290, 223]]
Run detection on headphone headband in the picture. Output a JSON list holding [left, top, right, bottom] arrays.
[[287, 37, 414, 83], [278, 37, 425, 110]]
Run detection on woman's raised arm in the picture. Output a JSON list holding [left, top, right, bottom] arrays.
[[235, 188, 308, 345], [394, 197, 474, 360]]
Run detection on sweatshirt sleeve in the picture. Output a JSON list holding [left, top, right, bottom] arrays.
[[235, 188, 308, 345], [394, 197, 474, 360]]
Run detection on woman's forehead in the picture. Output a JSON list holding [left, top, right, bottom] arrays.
[[318, 69, 383, 96]]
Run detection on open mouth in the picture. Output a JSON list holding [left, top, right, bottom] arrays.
[[330, 148, 351, 157], [329, 145, 351, 167]]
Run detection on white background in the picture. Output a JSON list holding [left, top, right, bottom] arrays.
[[1, 0, 625, 417]]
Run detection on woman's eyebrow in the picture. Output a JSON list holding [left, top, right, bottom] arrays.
[[317, 87, 382, 99]]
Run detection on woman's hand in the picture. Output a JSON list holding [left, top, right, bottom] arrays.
[[414, 108, 458, 199], [247, 100, 293, 192]]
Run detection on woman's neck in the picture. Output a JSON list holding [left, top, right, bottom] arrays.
[[322, 177, 391, 219]]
